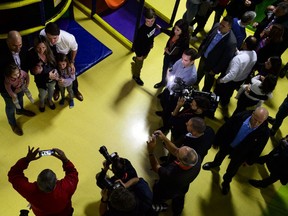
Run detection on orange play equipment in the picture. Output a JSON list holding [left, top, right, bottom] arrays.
[[105, 0, 126, 9], [85, 0, 127, 14]]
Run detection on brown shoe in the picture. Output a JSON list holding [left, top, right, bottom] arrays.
[[75, 91, 84, 101], [10, 124, 23, 136], [53, 90, 60, 101]]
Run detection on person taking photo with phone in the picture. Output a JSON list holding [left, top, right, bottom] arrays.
[[8, 146, 78, 216]]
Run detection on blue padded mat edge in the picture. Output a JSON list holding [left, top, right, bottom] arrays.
[[57, 19, 113, 76]]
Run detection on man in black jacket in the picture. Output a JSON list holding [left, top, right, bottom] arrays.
[[194, 16, 237, 92], [249, 135, 288, 188], [0, 31, 35, 136], [202, 107, 270, 195], [253, 1, 288, 57]]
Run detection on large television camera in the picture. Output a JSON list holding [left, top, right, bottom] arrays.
[[97, 146, 124, 191], [172, 77, 220, 118]]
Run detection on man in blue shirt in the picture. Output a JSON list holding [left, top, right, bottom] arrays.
[[156, 48, 198, 133], [202, 107, 269, 195]]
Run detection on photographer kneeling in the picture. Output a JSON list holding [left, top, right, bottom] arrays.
[[96, 146, 153, 216]]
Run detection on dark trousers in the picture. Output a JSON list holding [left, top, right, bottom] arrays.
[[153, 181, 186, 216], [214, 80, 243, 107], [212, 146, 243, 184], [195, 56, 215, 92], [272, 95, 288, 131], [159, 54, 174, 85], [190, 15, 208, 37], [233, 93, 258, 116], [1, 92, 24, 126], [160, 89, 178, 130]]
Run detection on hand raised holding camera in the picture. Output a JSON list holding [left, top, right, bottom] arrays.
[[26, 146, 40, 162], [153, 130, 166, 140], [102, 160, 110, 171], [52, 148, 69, 163]]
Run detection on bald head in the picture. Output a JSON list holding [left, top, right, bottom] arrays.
[[7, 31, 22, 53], [177, 146, 199, 166], [250, 107, 269, 128]]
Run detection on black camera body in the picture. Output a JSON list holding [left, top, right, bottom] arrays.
[[173, 77, 220, 118], [97, 146, 124, 191]]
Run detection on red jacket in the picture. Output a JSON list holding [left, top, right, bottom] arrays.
[[8, 158, 78, 216]]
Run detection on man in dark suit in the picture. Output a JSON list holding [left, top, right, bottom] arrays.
[[202, 107, 270, 195], [253, 1, 288, 56], [249, 135, 288, 188], [194, 16, 237, 92], [0, 31, 35, 136]]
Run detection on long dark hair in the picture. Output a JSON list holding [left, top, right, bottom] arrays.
[[33, 35, 56, 66], [172, 19, 189, 44], [259, 74, 277, 94]]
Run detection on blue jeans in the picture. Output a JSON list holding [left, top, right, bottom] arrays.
[[183, 0, 199, 23], [59, 84, 74, 99], [38, 81, 56, 106], [272, 95, 288, 131], [1, 91, 24, 126]]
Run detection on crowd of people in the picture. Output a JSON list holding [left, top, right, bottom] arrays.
[[3, 0, 288, 216], [0, 22, 84, 136]]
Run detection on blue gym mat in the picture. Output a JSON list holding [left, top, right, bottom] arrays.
[[57, 19, 113, 76]]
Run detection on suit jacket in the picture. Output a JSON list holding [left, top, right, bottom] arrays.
[[214, 110, 269, 165], [266, 140, 288, 185], [0, 41, 29, 93], [198, 23, 237, 74]]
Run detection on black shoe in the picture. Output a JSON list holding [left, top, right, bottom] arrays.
[[75, 91, 84, 101], [202, 162, 218, 170], [47, 101, 56, 110], [223, 116, 230, 122], [10, 124, 23, 136], [133, 76, 144, 86], [154, 82, 163, 89], [248, 179, 267, 188], [39, 106, 45, 112], [221, 182, 230, 195], [267, 116, 276, 125], [270, 128, 276, 136], [53, 90, 60, 101], [16, 109, 36, 117], [155, 111, 163, 116]]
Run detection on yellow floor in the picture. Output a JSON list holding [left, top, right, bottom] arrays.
[[1, 1, 288, 216]]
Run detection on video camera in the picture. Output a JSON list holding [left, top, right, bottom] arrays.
[[99, 146, 118, 166], [172, 77, 220, 118], [97, 146, 124, 191]]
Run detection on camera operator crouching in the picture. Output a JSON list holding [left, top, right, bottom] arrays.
[[156, 48, 198, 133], [96, 146, 153, 216]]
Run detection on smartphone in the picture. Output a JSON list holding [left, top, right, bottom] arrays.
[[39, 150, 54, 156]]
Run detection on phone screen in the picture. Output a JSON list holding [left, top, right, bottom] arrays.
[[39, 150, 54, 156]]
